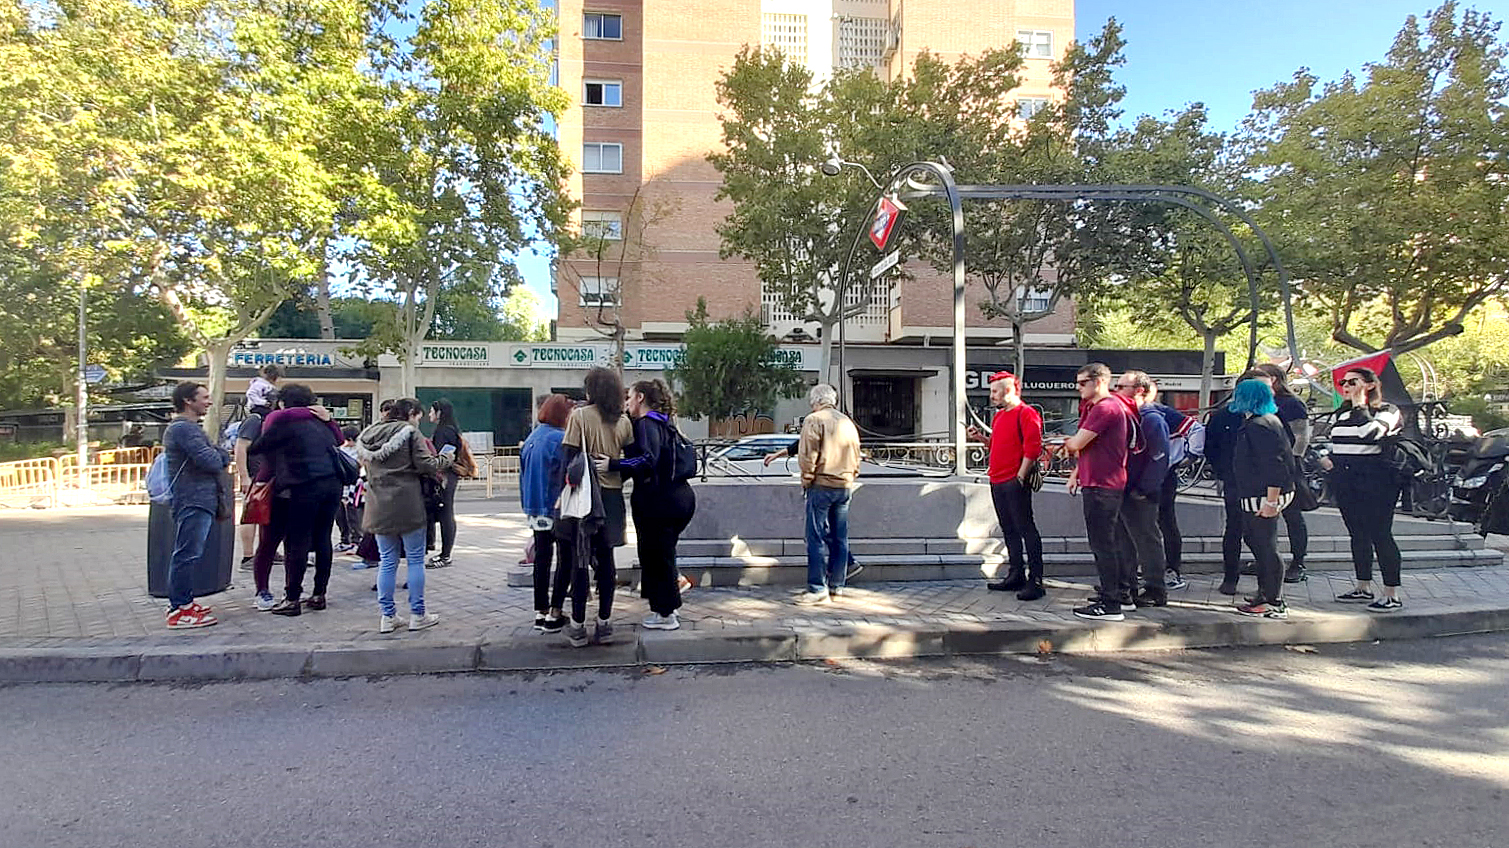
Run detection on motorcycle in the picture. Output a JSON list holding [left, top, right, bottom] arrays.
[[1448, 427, 1509, 530]]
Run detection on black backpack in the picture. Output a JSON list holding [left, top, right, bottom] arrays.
[[1384, 434, 1431, 485], [660, 418, 698, 483]]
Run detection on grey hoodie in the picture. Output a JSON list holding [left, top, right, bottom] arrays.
[[356, 420, 452, 535]]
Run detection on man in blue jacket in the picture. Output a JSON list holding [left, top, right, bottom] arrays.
[[162, 382, 230, 629], [1114, 371, 1171, 607]]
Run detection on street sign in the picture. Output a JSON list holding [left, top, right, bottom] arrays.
[[868, 194, 907, 251], [869, 249, 900, 279], [83, 365, 107, 384]]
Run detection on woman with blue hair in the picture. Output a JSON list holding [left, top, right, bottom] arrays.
[[1228, 378, 1296, 619]]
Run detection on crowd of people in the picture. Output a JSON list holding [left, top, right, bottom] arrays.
[[156, 359, 1409, 633]]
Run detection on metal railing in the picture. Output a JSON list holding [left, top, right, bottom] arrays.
[[0, 457, 62, 509]]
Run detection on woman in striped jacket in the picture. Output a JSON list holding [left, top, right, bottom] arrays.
[[1321, 367, 1405, 612]]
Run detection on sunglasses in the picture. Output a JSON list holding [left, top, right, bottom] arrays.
[[1076, 378, 1096, 386], [1340, 378, 1364, 387]]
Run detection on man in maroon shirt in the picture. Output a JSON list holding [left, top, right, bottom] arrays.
[[1064, 362, 1131, 621], [967, 371, 1046, 600]]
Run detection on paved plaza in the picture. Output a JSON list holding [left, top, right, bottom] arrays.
[[4, 489, 1509, 680]]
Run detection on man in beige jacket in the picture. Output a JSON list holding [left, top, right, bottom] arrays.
[[794, 384, 861, 605]]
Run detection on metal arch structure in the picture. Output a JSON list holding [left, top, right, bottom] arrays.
[[833, 166, 1301, 477]]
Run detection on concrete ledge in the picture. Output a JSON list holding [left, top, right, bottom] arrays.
[[6, 604, 1509, 683], [641, 627, 797, 664]]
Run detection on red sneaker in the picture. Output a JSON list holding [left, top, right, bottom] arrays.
[[166, 605, 218, 629]]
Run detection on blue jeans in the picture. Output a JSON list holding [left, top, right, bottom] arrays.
[[376, 527, 427, 617], [168, 505, 214, 610], [804, 485, 851, 593]]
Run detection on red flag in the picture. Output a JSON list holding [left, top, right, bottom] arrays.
[[1330, 350, 1411, 405]]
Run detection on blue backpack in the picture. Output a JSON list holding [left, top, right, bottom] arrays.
[[146, 453, 177, 504]]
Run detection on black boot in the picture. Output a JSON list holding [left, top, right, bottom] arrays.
[[989, 567, 1027, 592], [1016, 572, 1045, 601], [1218, 564, 1240, 595], [1284, 562, 1307, 583]]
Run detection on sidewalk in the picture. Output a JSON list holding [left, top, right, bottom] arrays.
[[4, 495, 1509, 682]]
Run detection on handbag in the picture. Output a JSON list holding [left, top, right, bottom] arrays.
[[1288, 461, 1319, 512], [241, 480, 273, 525], [452, 438, 479, 479], [329, 443, 361, 486], [1016, 408, 1044, 492], [421, 473, 446, 514]]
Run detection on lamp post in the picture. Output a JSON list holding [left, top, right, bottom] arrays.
[[827, 157, 969, 477], [820, 156, 882, 414]]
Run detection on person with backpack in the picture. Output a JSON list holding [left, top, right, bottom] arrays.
[[1256, 362, 1312, 584], [602, 379, 698, 634], [161, 381, 230, 629], [1113, 370, 1170, 608], [1321, 366, 1406, 612], [1144, 381, 1204, 591], [1064, 362, 1131, 622], [1203, 367, 1273, 596]]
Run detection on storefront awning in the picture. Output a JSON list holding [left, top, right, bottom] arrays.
[[846, 368, 941, 378]]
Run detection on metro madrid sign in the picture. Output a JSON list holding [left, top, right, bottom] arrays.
[[868, 194, 907, 251]]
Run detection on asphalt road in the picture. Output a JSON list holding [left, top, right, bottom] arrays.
[[2, 637, 1507, 848]]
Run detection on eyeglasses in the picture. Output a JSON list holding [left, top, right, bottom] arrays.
[[1076, 378, 1095, 386]]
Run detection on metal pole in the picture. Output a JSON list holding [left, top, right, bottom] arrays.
[[76, 279, 87, 477]]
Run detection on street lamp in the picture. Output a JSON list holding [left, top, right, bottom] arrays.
[[822, 154, 882, 189]]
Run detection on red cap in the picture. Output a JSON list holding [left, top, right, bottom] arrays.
[[988, 370, 1017, 385]]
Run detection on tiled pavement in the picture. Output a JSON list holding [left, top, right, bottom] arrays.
[[4, 490, 1509, 680]]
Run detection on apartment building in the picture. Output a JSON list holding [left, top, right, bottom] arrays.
[[553, 2, 1117, 435]]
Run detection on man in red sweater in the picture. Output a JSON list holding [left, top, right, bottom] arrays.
[[967, 371, 1046, 600]]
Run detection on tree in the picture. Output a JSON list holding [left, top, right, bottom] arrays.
[[1246, 3, 1509, 356], [710, 49, 901, 384], [347, 0, 571, 396], [0, 0, 371, 434], [669, 298, 806, 422]]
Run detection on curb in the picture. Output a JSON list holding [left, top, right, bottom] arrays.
[[4, 606, 1509, 684]]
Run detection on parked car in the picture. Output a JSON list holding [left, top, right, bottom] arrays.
[[703, 434, 944, 479]]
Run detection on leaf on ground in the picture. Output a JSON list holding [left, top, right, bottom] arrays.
[[1285, 645, 1318, 654], [823, 658, 841, 667], [1036, 639, 1054, 655], [643, 665, 666, 675]]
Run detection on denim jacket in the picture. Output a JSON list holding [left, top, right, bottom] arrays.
[[164, 418, 229, 514]]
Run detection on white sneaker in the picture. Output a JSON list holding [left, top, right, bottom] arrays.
[[379, 615, 398, 633], [254, 592, 277, 612], [408, 612, 440, 631], [794, 590, 831, 606], [642, 612, 680, 631]]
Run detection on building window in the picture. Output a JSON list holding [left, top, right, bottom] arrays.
[[761, 13, 808, 66], [582, 142, 622, 174], [1019, 287, 1052, 313], [581, 211, 622, 241], [579, 276, 619, 307], [583, 79, 622, 107], [1017, 30, 1053, 59], [837, 17, 889, 70], [584, 12, 622, 40], [1018, 97, 1049, 119]]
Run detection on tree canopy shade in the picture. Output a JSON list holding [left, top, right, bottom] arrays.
[[1247, 2, 1509, 356]]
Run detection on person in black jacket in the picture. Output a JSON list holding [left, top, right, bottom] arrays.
[[248, 383, 344, 615], [603, 379, 697, 634], [1202, 368, 1271, 595], [426, 398, 464, 567], [1228, 379, 1296, 619]]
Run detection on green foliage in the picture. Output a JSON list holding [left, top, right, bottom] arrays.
[[669, 299, 806, 421], [1246, 2, 1509, 354]]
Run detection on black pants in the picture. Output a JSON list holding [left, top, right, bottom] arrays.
[[334, 497, 360, 545], [1282, 499, 1308, 566], [554, 525, 615, 623], [281, 477, 342, 601], [990, 479, 1043, 580], [633, 482, 697, 616], [1081, 486, 1124, 609], [1244, 511, 1284, 603], [1116, 489, 1165, 596], [1157, 468, 1182, 574], [531, 528, 557, 613], [1221, 484, 1246, 580], [1332, 458, 1403, 587], [427, 471, 459, 558]]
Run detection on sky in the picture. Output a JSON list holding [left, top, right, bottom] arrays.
[[522, 0, 1490, 318]]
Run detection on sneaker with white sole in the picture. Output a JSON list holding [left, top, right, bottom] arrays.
[[793, 590, 831, 606], [379, 615, 399, 633], [1366, 596, 1403, 613], [254, 591, 277, 612], [1336, 588, 1375, 603], [166, 604, 218, 629], [1164, 569, 1188, 591], [566, 619, 589, 647], [1071, 601, 1124, 622], [642, 612, 680, 631], [594, 617, 615, 644], [408, 612, 440, 631]]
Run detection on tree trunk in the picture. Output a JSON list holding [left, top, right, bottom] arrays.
[[1013, 317, 1027, 377], [613, 325, 626, 381], [400, 334, 419, 398], [315, 238, 335, 340], [1200, 330, 1218, 412], [204, 338, 236, 439]]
